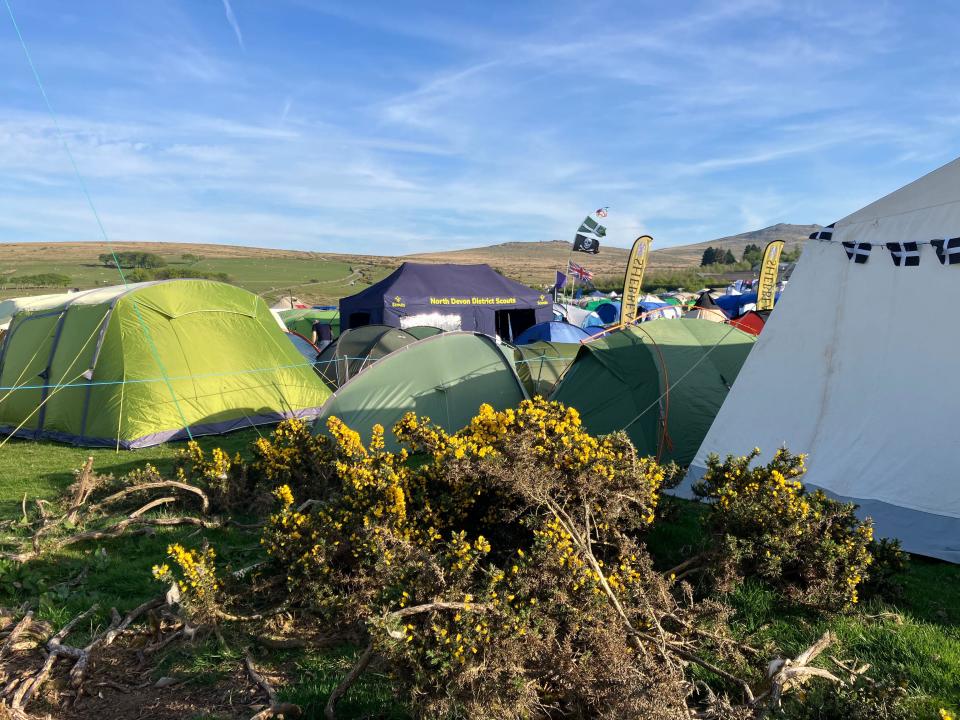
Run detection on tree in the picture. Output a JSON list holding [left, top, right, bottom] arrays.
[[700, 247, 717, 266], [722, 249, 736, 264], [742, 243, 762, 266]]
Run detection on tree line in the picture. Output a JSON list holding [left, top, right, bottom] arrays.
[[98, 252, 167, 269], [0, 273, 72, 288], [701, 243, 803, 267]]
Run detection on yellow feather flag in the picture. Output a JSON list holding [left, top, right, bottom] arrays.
[[756, 240, 785, 311], [619, 236, 652, 325]]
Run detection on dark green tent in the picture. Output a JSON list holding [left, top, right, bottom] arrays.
[[315, 325, 419, 388], [550, 320, 755, 464], [404, 325, 444, 340], [315, 332, 527, 450]]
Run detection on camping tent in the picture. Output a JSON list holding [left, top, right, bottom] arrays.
[[728, 310, 768, 336], [405, 325, 444, 340], [315, 332, 527, 450], [714, 291, 780, 318], [278, 308, 340, 339], [512, 341, 580, 397], [315, 325, 419, 388], [593, 301, 621, 324], [338, 262, 551, 341], [0, 280, 330, 448], [684, 157, 960, 561], [557, 304, 604, 330], [515, 321, 590, 345], [551, 320, 756, 464], [684, 291, 727, 322]]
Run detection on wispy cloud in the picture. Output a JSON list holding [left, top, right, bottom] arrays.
[[220, 0, 245, 50]]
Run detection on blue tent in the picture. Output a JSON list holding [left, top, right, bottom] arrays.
[[339, 262, 552, 339], [714, 292, 781, 318], [515, 321, 591, 345], [595, 301, 621, 324]]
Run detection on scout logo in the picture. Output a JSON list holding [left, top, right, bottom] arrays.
[[391, 295, 406, 308], [537, 294, 548, 306]]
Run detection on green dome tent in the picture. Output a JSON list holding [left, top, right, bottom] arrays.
[[315, 332, 526, 451], [404, 325, 444, 340], [0, 280, 331, 448], [550, 320, 756, 464], [512, 341, 580, 398], [278, 308, 340, 339], [315, 325, 420, 389]]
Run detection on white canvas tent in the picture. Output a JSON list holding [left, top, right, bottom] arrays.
[[683, 157, 960, 562]]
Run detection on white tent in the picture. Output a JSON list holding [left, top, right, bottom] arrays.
[[683, 157, 960, 562]]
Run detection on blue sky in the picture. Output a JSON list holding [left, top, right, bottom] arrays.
[[1, 0, 959, 254]]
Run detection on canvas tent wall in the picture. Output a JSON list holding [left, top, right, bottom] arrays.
[[339, 263, 551, 341], [314, 331, 527, 451], [0, 279, 331, 448], [551, 320, 755, 464], [684, 157, 960, 562]]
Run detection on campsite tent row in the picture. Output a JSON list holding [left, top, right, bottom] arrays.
[[312, 319, 757, 465]]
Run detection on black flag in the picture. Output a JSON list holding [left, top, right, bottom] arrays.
[[931, 238, 960, 265], [573, 233, 601, 254], [809, 223, 835, 240], [885, 242, 920, 267], [841, 242, 872, 264]]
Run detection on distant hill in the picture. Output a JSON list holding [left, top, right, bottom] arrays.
[[647, 223, 819, 268], [406, 223, 820, 284], [0, 223, 819, 301]]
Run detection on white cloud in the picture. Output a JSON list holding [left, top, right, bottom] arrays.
[[221, 0, 245, 50]]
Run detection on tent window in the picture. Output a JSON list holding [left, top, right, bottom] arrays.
[[495, 309, 536, 342], [347, 312, 371, 330]]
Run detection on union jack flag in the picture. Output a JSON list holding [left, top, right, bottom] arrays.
[[568, 261, 594, 282]]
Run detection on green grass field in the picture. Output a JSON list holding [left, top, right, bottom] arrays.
[[0, 247, 395, 307], [0, 435, 957, 717]]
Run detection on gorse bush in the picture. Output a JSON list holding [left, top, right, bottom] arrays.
[[152, 543, 222, 625], [257, 400, 710, 719], [693, 449, 904, 609], [156, 405, 910, 719]]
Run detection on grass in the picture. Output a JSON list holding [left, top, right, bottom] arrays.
[[0, 440, 957, 716], [647, 496, 960, 715], [0, 431, 260, 626], [0, 251, 394, 307]]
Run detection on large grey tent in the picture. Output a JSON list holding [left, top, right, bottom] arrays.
[[338, 263, 552, 341], [684, 157, 960, 562]]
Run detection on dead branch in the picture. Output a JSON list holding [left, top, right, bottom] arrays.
[[8, 516, 223, 563], [128, 496, 176, 518], [215, 603, 289, 623], [88, 480, 210, 516], [829, 655, 873, 685], [0, 611, 33, 663], [755, 631, 841, 709], [324, 602, 490, 720], [64, 456, 98, 524], [664, 553, 706, 579], [324, 642, 374, 720], [245, 651, 302, 720]]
